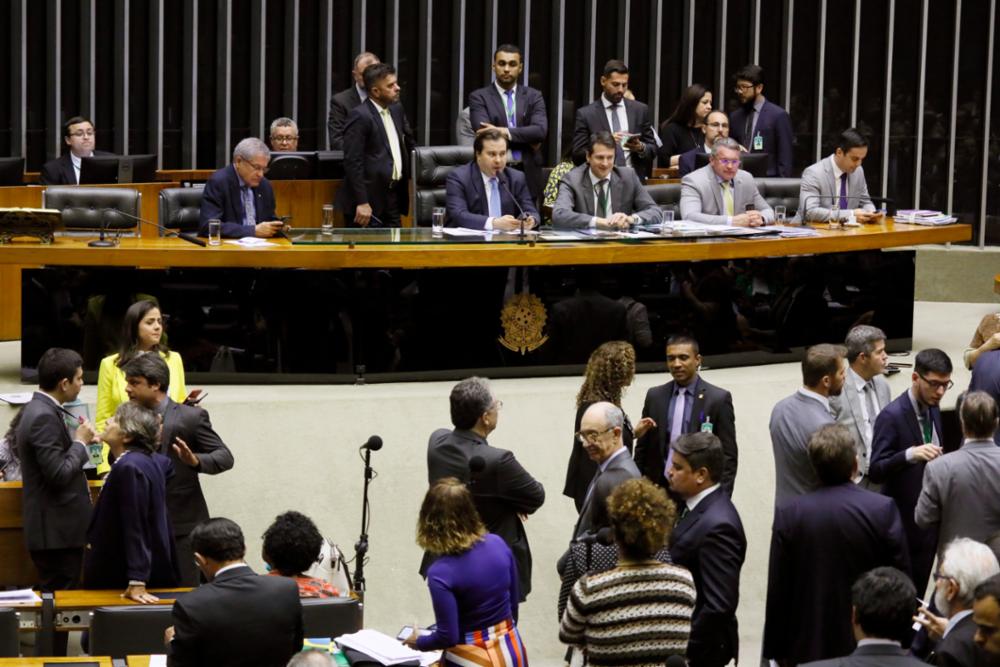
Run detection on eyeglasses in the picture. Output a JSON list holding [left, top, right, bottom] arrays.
[[706, 122, 730, 129], [576, 426, 613, 444], [734, 83, 756, 92], [271, 135, 298, 144], [240, 158, 269, 174], [68, 130, 96, 138], [918, 374, 954, 391], [716, 158, 741, 167]]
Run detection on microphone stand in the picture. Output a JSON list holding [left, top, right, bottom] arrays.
[[108, 208, 208, 247], [497, 173, 532, 245], [87, 212, 117, 248], [353, 446, 374, 598]]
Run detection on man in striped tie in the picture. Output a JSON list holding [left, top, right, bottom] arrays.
[[199, 137, 284, 239]]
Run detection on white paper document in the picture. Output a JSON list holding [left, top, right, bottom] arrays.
[[336, 629, 440, 666], [0, 588, 42, 603], [224, 237, 279, 247], [441, 227, 486, 237]]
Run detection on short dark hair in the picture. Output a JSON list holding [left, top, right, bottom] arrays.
[[808, 424, 856, 485], [672, 432, 723, 483], [602, 59, 629, 77], [362, 62, 396, 91], [494, 44, 522, 60], [975, 573, 1000, 606], [915, 348, 953, 376], [666, 334, 700, 356], [473, 128, 509, 154], [961, 391, 999, 440], [191, 517, 246, 562], [262, 511, 325, 577], [837, 128, 869, 153], [37, 348, 83, 392], [449, 377, 494, 430], [852, 567, 917, 641], [802, 344, 846, 388], [844, 325, 885, 363], [588, 131, 617, 154], [122, 353, 170, 395], [63, 116, 93, 137], [733, 64, 764, 86]]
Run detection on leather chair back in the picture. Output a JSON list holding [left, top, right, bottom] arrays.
[[411, 145, 473, 226], [302, 597, 363, 638], [42, 186, 140, 231], [0, 608, 17, 658], [645, 183, 682, 219], [89, 605, 175, 658], [755, 178, 801, 217], [159, 186, 205, 232]]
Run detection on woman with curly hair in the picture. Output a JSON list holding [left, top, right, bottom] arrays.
[[658, 84, 714, 167], [262, 511, 340, 598], [404, 478, 527, 666], [563, 341, 654, 511], [560, 477, 695, 665]]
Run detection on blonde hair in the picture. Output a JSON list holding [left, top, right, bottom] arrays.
[[416, 478, 486, 556]]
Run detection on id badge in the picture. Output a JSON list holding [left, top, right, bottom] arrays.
[[88, 442, 104, 467], [700, 420, 714, 433], [753, 132, 763, 151]]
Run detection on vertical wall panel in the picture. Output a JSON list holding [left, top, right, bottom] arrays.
[[353, 0, 366, 55], [148, 0, 164, 166], [548, 0, 565, 161], [648, 0, 663, 125], [716, 0, 727, 111], [46, 0, 61, 159], [385, 0, 399, 66], [880, 0, 894, 196], [81, 0, 97, 125], [913, 0, 929, 206], [451, 0, 466, 125], [519, 0, 531, 80], [11, 0, 27, 158], [113, 0, 129, 155], [215, 0, 232, 165], [946, 0, 961, 214], [182, 0, 197, 168], [815, 0, 826, 162], [979, 0, 995, 247], [417, 0, 432, 143], [283, 0, 299, 123]]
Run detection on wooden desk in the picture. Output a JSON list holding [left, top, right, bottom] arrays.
[[54, 589, 187, 612], [0, 659, 113, 666]]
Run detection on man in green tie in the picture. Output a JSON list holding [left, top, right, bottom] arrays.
[[679, 137, 773, 226]]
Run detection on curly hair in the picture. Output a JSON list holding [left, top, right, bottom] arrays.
[[576, 341, 636, 408], [416, 478, 486, 556], [607, 477, 676, 560], [262, 510, 325, 576]]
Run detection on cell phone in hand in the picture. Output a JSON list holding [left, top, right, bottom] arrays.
[[184, 390, 207, 406]]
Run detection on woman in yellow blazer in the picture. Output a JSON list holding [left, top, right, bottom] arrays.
[[95, 299, 186, 475]]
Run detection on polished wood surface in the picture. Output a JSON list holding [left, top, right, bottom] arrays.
[[0, 265, 20, 340], [271, 180, 341, 227], [0, 658, 113, 666], [55, 588, 189, 609]]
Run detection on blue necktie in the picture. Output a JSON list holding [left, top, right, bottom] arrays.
[[504, 89, 521, 161], [488, 177, 502, 219], [839, 173, 848, 210], [242, 187, 256, 227]]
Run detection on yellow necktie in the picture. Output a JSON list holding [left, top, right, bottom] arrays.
[[380, 107, 403, 181], [722, 181, 734, 217]]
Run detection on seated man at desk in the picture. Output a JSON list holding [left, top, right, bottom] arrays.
[[40, 116, 113, 185], [445, 128, 538, 231], [799, 127, 882, 223], [199, 137, 285, 239], [679, 137, 774, 226], [269, 117, 299, 152], [552, 131, 658, 230], [678, 110, 733, 177]]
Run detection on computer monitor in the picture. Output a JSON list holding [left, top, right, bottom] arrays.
[[79, 154, 158, 184], [694, 151, 770, 177], [0, 157, 25, 186], [267, 152, 317, 180], [315, 151, 345, 179]]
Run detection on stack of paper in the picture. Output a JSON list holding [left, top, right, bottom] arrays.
[[768, 225, 821, 238], [335, 629, 440, 666], [0, 589, 42, 603], [896, 210, 958, 225]]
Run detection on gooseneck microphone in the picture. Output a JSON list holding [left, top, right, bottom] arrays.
[[496, 173, 530, 240], [103, 207, 207, 247]]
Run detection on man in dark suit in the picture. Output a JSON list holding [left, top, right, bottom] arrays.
[[17, 348, 97, 592], [801, 567, 928, 666], [677, 110, 732, 177], [327, 51, 380, 150], [165, 518, 302, 667], [469, 44, 548, 200], [728, 64, 795, 177], [122, 354, 235, 586], [571, 59, 656, 181], [39, 116, 114, 185], [969, 348, 1000, 445], [336, 62, 416, 228], [764, 424, 910, 666], [424, 377, 545, 600], [870, 347, 952, 594], [635, 335, 738, 496], [198, 137, 283, 239], [668, 432, 746, 667], [444, 128, 539, 230]]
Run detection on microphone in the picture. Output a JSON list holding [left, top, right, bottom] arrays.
[[105, 207, 207, 247], [496, 172, 534, 239], [360, 435, 383, 451]]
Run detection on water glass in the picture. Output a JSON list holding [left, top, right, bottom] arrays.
[[321, 204, 334, 234], [208, 219, 221, 246], [431, 207, 446, 237], [829, 205, 841, 230], [660, 208, 675, 226], [774, 205, 786, 223]]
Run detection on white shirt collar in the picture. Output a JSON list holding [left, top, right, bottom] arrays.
[[213, 562, 248, 578], [495, 81, 517, 98], [589, 169, 610, 186], [753, 96, 766, 113], [856, 638, 902, 648], [686, 483, 720, 512], [943, 609, 973, 638], [70, 153, 83, 171], [598, 446, 627, 473], [829, 154, 846, 181], [601, 94, 622, 110], [847, 366, 868, 393], [798, 387, 831, 411], [38, 391, 64, 408]]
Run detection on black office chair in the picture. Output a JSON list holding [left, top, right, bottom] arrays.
[[301, 597, 363, 638], [42, 186, 141, 236], [0, 608, 18, 658], [158, 186, 205, 233], [755, 178, 801, 218], [89, 605, 175, 658], [411, 145, 473, 226], [644, 183, 682, 219]]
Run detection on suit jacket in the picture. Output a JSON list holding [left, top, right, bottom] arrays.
[[468, 83, 548, 198], [669, 487, 746, 667], [455, 106, 475, 146], [634, 376, 738, 495], [763, 483, 910, 665], [829, 372, 892, 477], [869, 390, 942, 590], [327, 85, 363, 151], [198, 164, 277, 238], [83, 450, 179, 588], [551, 163, 658, 229], [729, 98, 795, 177], [16, 392, 92, 550], [680, 164, 774, 224], [159, 398, 234, 536], [800, 156, 877, 221], [930, 612, 1000, 667], [915, 439, 1000, 558], [969, 350, 1000, 445], [769, 391, 835, 506], [562, 401, 635, 512], [571, 98, 657, 180], [444, 162, 539, 230], [573, 448, 640, 538], [424, 428, 545, 599], [168, 564, 303, 667], [800, 642, 928, 666], [39, 150, 115, 185], [678, 144, 707, 177], [335, 98, 416, 226]]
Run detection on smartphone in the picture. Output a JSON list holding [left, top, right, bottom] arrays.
[[396, 626, 433, 641], [184, 390, 207, 406]]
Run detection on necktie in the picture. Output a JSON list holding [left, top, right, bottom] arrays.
[[242, 187, 256, 227], [863, 382, 879, 425], [676, 504, 690, 526], [921, 410, 933, 444], [488, 177, 502, 219], [664, 387, 688, 476], [744, 109, 754, 145], [583, 468, 601, 507], [722, 181, 735, 216], [504, 89, 522, 162], [596, 179, 609, 218], [380, 107, 403, 181], [839, 173, 849, 210], [609, 103, 626, 166]]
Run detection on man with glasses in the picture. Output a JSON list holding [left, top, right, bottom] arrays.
[[679, 137, 773, 226], [268, 117, 299, 152], [678, 110, 733, 177], [199, 137, 284, 239], [870, 348, 952, 594], [423, 377, 545, 601], [728, 63, 795, 177], [40, 116, 114, 185]]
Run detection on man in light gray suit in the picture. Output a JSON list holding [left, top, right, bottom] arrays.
[[552, 131, 658, 230], [679, 137, 774, 226], [830, 325, 892, 489], [916, 391, 1000, 559], [799, 128, 884, 223], [769, 343, 847, 506], [455, 107, 475, 146], [573, 401, 640, 537]]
